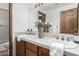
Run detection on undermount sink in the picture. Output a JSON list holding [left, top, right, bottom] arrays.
[[50, 39, 79, 49], [63, 42, 78, 49]]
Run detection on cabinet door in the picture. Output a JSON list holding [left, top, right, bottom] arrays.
[[20, 40, 26, 56], [16, 39, 26, 56], [26, 49, 37, 56], [38, 47, 49, 56], [16, 38, 21, 56], [26, 42, 37, 54]]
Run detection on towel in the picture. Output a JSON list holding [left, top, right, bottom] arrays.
[[16, 35, 21, 41], [16, 35, 28, 41], [50, 42, 64, 56], [16, 35, 24, 41]]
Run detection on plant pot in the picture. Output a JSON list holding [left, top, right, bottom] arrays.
[[38, 27, 44, 38]]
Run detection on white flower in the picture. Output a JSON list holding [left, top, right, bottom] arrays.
[[38, 20, 42, 23], [41, 22, 44, 25], [45, 22, 48, 24]]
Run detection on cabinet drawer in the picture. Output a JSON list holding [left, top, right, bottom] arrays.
[[26, 49, 37, 56], [26, 42, 37, 53]]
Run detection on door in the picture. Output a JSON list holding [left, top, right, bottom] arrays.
[[60, 8, 77, 34], [60, 11, 67, 33], [66, 8, 77, 34], [0, 3, 13, 56]]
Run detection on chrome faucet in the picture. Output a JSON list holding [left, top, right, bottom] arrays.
[[61, 36, 64, 41]]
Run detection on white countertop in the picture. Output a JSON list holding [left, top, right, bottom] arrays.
[[16, 34, 79, 56]]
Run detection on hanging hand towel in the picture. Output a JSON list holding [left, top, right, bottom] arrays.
[[50, 42, 64, 56]]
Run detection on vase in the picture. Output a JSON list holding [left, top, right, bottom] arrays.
[[38, 27, 44, 38]]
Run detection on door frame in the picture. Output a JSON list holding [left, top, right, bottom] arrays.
[[9, 3, 13, 56]]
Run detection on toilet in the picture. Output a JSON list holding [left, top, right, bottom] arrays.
[[0, 42, 9, 56]]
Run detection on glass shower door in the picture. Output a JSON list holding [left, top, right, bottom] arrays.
[[0, 9, 9, 44]]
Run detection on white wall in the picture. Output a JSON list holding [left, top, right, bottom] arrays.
[[12, 3, 46, 55], [27, 4, 38, 32], [46, 3, 77, 33], [13, 3, 29, 33], [12, 3, 29, 55], [28, 3, 46, 32]]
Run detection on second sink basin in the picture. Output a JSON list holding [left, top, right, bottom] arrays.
[[63, 42, 78, 49], [50, 39, 79, 49]]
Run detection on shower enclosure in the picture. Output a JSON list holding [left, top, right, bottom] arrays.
[[0, 8, 9, 44], [0, 4, 9, 56]]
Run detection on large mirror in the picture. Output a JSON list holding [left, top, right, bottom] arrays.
[[28, 3, 78, 34], [36, 3, 78, 34]]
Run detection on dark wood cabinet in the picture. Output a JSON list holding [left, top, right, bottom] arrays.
[[16, 39, 26, 56], [26, 42, 38, 54], [20, 40, 26, 56], [16, 38, 21, 56], [60, 8, 78, 34], [16, 39, 49, 56], [26, 42, 38, 56], [38, 47, 49, 56], [26, 49, 37, 56]]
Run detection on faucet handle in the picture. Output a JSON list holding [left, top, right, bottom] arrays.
[[61, 36, 64, 40], [56, 36, 59, 40], [67, 37, 69, 41]]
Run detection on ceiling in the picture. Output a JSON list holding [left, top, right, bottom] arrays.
[[29, 3, 77, 13], [38, 3, 75, 11]]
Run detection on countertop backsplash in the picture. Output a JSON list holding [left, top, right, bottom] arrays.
[[44, 33, 79, 42], [15, 32, 79, 42]]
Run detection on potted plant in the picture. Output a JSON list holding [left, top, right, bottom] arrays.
[[35, 20, 45, 38], [35, 20, 52, 38], [44, 22, 52, 32]]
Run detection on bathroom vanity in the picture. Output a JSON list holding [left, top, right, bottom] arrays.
[[16, 35, 49, 56], [16, 40, 49, 56], [15, 34, 79, 56]]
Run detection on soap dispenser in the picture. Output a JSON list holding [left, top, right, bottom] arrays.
[[27, 29, 30, 34], [30, 29, 33, 34]]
